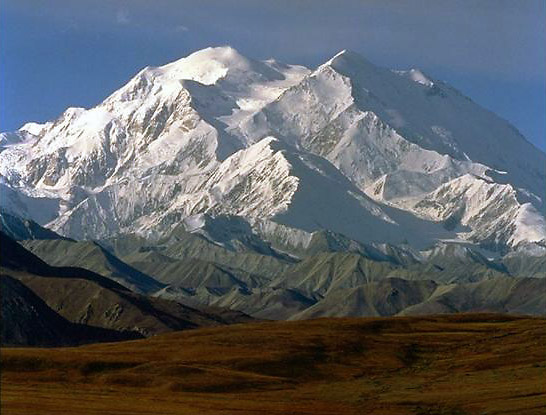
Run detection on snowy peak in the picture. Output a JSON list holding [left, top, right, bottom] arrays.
[[158, 46, 285, 85], [253, 48, 545, 201], [325, 49, 381, 77], [325, 49, 437, 90], [0, 48, 309, 194], [111, 46, 309, 116], [323, 49, 544, 189]]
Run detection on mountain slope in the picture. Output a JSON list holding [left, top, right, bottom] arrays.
[[0, 275, 141, 346], [0, 210, 66, 241], [0, 231, 128, 291], [400, 277, 546, 316], [1, 233, 252, 336], [291, 278, 438, 319], [20, 239, 164, 293], [290, 276, 546, 319]]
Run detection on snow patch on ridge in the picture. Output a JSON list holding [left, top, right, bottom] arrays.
[[394, 69, 434, 87], [510, 203, 546, 246]]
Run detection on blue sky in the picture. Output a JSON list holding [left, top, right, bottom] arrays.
[[1, 0, 545, 151]]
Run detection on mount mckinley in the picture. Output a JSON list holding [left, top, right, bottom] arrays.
[[1, 47, 546, 339], [1, 46, 544, 252]]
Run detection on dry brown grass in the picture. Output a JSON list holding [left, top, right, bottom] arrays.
[[2, 313, 545, 414]]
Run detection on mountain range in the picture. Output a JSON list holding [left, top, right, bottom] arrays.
[[1, 47, 545, 345]]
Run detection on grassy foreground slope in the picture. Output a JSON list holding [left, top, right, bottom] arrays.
[[2, 314, 545, 415]]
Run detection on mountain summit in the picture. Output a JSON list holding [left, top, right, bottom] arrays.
[[1, 47, 544, 252]]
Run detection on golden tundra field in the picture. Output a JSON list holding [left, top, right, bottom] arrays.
[[2, 314, 545, 415]]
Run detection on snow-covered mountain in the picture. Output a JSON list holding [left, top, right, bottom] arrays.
[[1, 46, 544, 252]]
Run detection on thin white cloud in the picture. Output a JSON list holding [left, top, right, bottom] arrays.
[[116, 9, 130, 25], [61, 20, 80, 33], [174, 25, 189, 32]]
